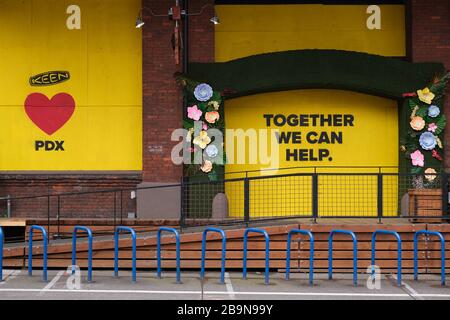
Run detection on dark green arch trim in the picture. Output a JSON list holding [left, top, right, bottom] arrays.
[[187, 49, 445, 100]]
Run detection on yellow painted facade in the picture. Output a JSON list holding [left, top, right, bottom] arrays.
[[217, 4, 405, 217], [0, 0, 142, 170], [215, 4, 406, 62], [224, 90, 399, 217]]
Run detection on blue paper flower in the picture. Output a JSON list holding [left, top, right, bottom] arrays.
[[419, 132, 436, 150], [194, 83, 213, 102], [205, 144, 219, 158], [428, 105, 440, 118]]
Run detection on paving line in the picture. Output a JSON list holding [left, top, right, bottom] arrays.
[[224, 272, 236, 300], [39, 270, 65, 294], [0, 288, 448, 298], [0, 270, 19, 284], [391, 274, 425, 301]]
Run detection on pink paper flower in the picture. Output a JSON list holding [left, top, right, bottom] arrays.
[[410, 150, 424, 167], [202, 122, 208, 131], [187, 105, 202, 121], [428, 123, 437, 133]]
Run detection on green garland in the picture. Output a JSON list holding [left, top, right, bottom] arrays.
[[176, 73, 226, 181], [401, 72, 449, 179]]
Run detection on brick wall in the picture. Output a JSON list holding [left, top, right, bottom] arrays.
[[0, 174, 140, 219], [409, 0, 450, 166]]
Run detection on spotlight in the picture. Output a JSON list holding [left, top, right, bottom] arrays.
[[210, 15, 220, 25], [136, 16, 145, 28]]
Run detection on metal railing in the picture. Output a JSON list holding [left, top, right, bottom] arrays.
[[72, 226, 93, 282], [329, 229, 358, 286], [371, 230, 402, 286], [0, 167, 448, 238]]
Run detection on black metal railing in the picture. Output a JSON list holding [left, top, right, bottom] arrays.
[[181, 169, 449, 226], [0, 167, 448, 241]]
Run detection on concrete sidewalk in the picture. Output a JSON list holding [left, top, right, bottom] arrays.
[[0, 269, 448, 300]]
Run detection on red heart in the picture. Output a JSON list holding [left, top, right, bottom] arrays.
[[24, 93, 75, 135]]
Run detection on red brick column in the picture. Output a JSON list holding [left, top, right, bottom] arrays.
[[142, 0, 214, 183], [409, 0, 450, 166]]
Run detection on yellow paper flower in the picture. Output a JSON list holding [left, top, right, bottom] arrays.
[[186, 128, 194, 142], [436, 136, 443, 149], [424, 168, 437, 182], [410, 116, 425, 131], [200, 160, 213, 173], [417, 87, 435, 104], [208, 101, 220, 110], [193, 130, 211, 149]]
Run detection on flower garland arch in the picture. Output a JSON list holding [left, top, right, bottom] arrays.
[[176, 71, 449, 182]]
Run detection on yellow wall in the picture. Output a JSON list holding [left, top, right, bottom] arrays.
[[217, 4, 404, 217], [0, 0, 142, 170], [215, 4, 405, 61], [224, 90, 399, 217]]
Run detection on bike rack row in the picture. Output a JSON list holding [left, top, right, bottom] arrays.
[[1, 225, 445, 287]]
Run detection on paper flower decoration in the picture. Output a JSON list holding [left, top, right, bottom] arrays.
[[205, 111, 220, 124], [424, 168, 437, 182], [200, 160, 213, 173], [428, 123, 437, 133], [417, 87, 435, 104], [193, 130, 211, 149], [186, 128, 194, 142], [208, 101, 220, 110], [187, 105, 202, 121], [410, 116, 425, 131], [428, 105, 440, 118], [205, 144, 219, 158], [410, 150, 424, 167], [194, 83, 213, 102], [419, 132, 437, 150]]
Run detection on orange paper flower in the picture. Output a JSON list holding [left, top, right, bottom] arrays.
[[410, 116, 425, 131], [424, 168, 437, 182], [205, 111, 220, 124], [200, 160, 213, 173]]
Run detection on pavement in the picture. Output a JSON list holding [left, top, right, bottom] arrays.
[[0, 269, 448, 300]]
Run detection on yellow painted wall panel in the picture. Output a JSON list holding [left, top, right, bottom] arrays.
[[0, 0, 142, 170], [215, 4, 405, 61], [224, 90, 398, 217]]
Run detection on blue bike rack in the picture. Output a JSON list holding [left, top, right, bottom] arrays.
[[0, 226, 3, 281], [329, 230, 358, 286], [286, 229, 314, 286], [72, 226, 93, 282], [414, 230, 445, 286], [371, 230, 402, 286], [243, 228, 270, 285], [201, 227, 227, 284], [114, 226, 136, 282], [28, 225, 48, 281], [157, 227, 181, 283]]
